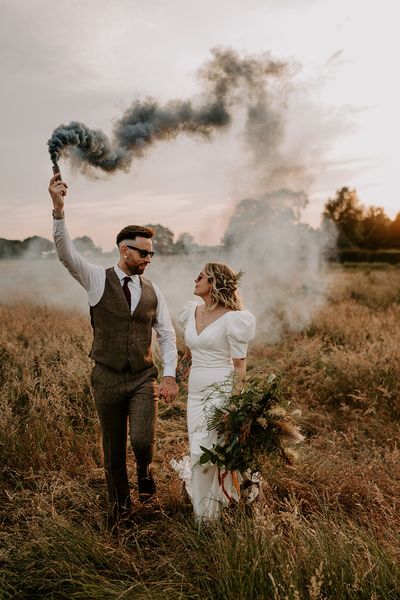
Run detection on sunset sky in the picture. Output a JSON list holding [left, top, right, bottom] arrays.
[[0, 0, 397, 250]]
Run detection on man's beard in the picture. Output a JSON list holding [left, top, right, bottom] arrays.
[[130, 264, 147, 275]]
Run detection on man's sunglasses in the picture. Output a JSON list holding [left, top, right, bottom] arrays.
[[125, 245, 155, 259]]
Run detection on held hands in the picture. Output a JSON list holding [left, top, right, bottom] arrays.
[[158, 376, 178, 404], [48, 173, 68, 210]]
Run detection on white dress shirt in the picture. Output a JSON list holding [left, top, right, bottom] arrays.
[[53, 219, 177, 377]]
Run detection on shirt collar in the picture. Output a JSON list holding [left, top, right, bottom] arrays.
[[114, 265, 139, 282]]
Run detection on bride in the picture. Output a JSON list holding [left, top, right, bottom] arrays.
[[172, 262, 256, 521]]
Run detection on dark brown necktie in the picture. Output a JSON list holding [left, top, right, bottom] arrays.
[[122, 276, 131, 308]]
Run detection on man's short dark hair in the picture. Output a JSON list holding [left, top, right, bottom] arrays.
[[116, 225, 154, 246]]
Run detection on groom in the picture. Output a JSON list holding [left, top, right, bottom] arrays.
[[48, 172, 178, 523]]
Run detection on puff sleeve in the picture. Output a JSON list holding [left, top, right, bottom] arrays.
[[177, 301, 197, 331], [226, 310, 256, 358]]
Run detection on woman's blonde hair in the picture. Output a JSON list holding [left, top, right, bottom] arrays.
[[204, 262, 243, 311]]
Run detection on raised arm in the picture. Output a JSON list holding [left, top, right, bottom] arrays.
[[48, 174, 104, 297]]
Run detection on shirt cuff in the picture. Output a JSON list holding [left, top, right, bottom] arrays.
[[162, 367, 176, 378]]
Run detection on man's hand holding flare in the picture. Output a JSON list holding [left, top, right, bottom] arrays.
[[48, 173, 68, 211]]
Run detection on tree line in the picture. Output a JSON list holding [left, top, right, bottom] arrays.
[[1, 186, 399, 259], [323, 187, 400, 250], [0, 235, 103, 259]]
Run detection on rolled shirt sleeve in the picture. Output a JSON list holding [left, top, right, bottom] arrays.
[[53, 218, 105, 305], [152, 285, 178, 377]]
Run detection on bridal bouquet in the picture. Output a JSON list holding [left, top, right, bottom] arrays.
[[199, 374, 304, 474]]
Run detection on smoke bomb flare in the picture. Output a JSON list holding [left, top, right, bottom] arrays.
[[51, 162, 67, 196], [47, 47, 289, 175]]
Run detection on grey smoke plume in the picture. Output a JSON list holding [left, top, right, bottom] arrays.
[[47, 47, 288, 172]]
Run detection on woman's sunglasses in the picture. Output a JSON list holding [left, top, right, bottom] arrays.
[[195, 273, 211, 283]]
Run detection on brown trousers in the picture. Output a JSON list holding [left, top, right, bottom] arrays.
[[91, 363, 158, 517]]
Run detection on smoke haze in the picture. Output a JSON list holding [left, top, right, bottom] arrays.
[[0, 211, 334, 345]]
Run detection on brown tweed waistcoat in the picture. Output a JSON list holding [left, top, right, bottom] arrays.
[[89, 267, 158, 374]]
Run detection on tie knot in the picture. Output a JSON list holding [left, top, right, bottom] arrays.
[[123, 276, 131, 285]]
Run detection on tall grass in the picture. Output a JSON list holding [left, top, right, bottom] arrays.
[[0, 304, 100, 475], [1, 268, 399, 599]]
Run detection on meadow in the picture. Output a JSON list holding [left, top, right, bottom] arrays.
[[1, 266, 399, 599]]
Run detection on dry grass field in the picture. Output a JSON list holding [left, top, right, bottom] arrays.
[[1, 266, 399, 599]]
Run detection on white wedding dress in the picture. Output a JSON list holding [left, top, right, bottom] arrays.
[[172, 301, 256, 521]]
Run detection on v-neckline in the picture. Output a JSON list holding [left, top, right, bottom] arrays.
[[193, 304, 231, 337]]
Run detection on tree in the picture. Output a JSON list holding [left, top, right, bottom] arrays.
[[22, 236, 54, 256], [0, 238, 24, 258], [360, 206, 391, 250], [0, 236, 54, 258], [323, 187, 364, 248], [174, 232, 197, 254], [146, 224, 176, 255], [73, 236, 101, 255], [222, 189, 305, 248], [388, 212, 400, 248]]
